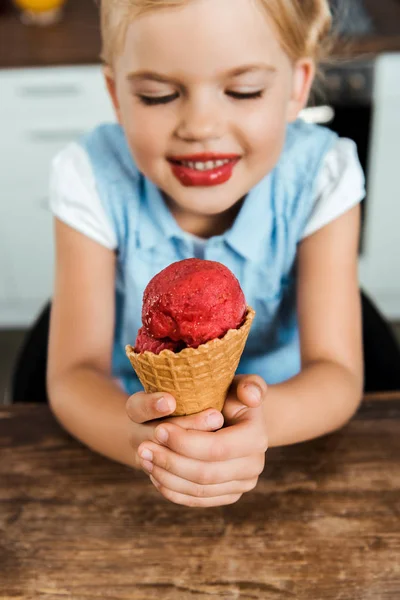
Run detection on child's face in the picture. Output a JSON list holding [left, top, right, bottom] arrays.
[[105, 0, 314, 232]]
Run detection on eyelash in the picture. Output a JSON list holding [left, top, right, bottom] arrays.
[[138, 90, 264, 106]]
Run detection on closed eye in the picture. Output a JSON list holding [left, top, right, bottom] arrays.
[[138, 93, 179, 105], [137, 89, 264, 106], [227, 90, 264, 100]]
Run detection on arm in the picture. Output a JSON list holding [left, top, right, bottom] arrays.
[[263, 204, 364, 446], [47, 219, 137, 468], [47, 220, 222, 469]]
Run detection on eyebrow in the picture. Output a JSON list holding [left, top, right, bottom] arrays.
[[126, 64, 276, 84]]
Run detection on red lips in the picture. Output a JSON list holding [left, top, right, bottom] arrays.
[[168, 153, 241, 187], [169, 153, 240, 162]]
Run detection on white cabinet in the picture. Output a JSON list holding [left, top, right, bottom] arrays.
[[0, 221, 13, 306], [0, 65, 115, 327], [359, 53, 400, 319]]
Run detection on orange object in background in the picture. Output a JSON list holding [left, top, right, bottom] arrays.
[[13, 0, 67, 24]]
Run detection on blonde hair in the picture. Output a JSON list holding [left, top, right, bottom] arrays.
[[100, 0, 333, 67]]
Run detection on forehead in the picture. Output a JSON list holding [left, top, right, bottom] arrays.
[[117, 0, 286, 76]]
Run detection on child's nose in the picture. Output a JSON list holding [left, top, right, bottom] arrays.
[[175, 97, 223, 142]]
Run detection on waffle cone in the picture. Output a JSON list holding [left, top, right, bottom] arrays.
[[125, 307, 255, 416]]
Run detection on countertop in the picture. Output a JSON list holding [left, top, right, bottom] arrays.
[[1, 0, 400, 69], [1, 397, 399, 598]]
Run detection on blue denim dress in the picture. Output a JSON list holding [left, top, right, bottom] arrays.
[[81, 120, 337, 394]]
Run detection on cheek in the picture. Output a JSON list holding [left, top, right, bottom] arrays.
[[120, 104, 170, 168], [244, 79, 293, 155], [241, 105, 287, 163]]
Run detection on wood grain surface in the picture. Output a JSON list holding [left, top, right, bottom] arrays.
[[0, 0, 101, 69], [1, 0, 400, 69], [0, 399, 399, 599]]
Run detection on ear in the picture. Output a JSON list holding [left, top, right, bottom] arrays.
[[103, 65, 122, 124], [287, 59, 315, 123]]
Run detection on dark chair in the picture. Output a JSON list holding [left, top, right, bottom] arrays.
[[361, 293, 400, 393], [8, 291, 400, 403], [10, 302, 51, 404]]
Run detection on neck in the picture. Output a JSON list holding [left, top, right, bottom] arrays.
[[163, 195, 244, 239]]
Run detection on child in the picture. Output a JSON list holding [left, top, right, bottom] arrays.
[[47, 0, 365, 507]]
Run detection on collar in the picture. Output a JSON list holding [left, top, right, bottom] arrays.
[[137, 173, 273, 261], [224, 174, 273, 261], [137, 178, 183, 250]]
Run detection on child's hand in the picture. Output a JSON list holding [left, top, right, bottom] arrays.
[[135, 375, 268, 507], [126, 391, 225, 470]]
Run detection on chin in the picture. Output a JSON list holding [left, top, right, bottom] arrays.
[[175, 192, 241, 215], [157, 169, 250, 213]]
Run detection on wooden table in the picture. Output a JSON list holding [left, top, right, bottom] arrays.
[[1, 398, 399, 599]]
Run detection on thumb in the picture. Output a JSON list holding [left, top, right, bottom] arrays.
[[166, 408, 224, 432], [235, 375, 267, 408]]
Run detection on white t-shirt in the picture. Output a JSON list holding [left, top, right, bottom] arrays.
[[49, 138, 365, 249]]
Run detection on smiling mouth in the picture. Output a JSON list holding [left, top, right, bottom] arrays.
[[168, 158, 240, 171]]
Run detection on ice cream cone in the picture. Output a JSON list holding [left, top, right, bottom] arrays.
[[126, 306, 255, 416]]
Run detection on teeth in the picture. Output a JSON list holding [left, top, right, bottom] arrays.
[[178, 159, 232, 171]]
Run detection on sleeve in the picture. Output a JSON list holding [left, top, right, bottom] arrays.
[[49, 142, 118, 250], [301, 138, 366, 240]]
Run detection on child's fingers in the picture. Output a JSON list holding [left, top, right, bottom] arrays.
[[126, 391, 176, 424], [150, 482, 243, 508], [166, 409, 224, 432], [148, 466, 257, 504], [229, 375, 267, 408], [126, 393, 224, 433], [138, 442, 265, 485], [149, 419, 268, 461], [127, 389, 224, 433]]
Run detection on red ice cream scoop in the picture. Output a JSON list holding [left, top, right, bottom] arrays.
[[135, 258, 246, 354], [135, 326, 185, 355]]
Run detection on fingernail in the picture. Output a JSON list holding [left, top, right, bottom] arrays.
[[150, 475, 160, 488], [156, 396, 172, 413], [139, 448, 153, 461], [206, 411, 222, 428], [142, 460, 153, 473], [244, 384, 262, 403], [156, 427, 169, 443]]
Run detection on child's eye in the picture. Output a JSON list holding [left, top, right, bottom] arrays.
[[227, 90, 264, 100], [138, 90, 264, 105], [138, 93, 179, 106]]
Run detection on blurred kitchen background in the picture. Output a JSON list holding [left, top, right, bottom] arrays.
[[1, 0, 400, 403]]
